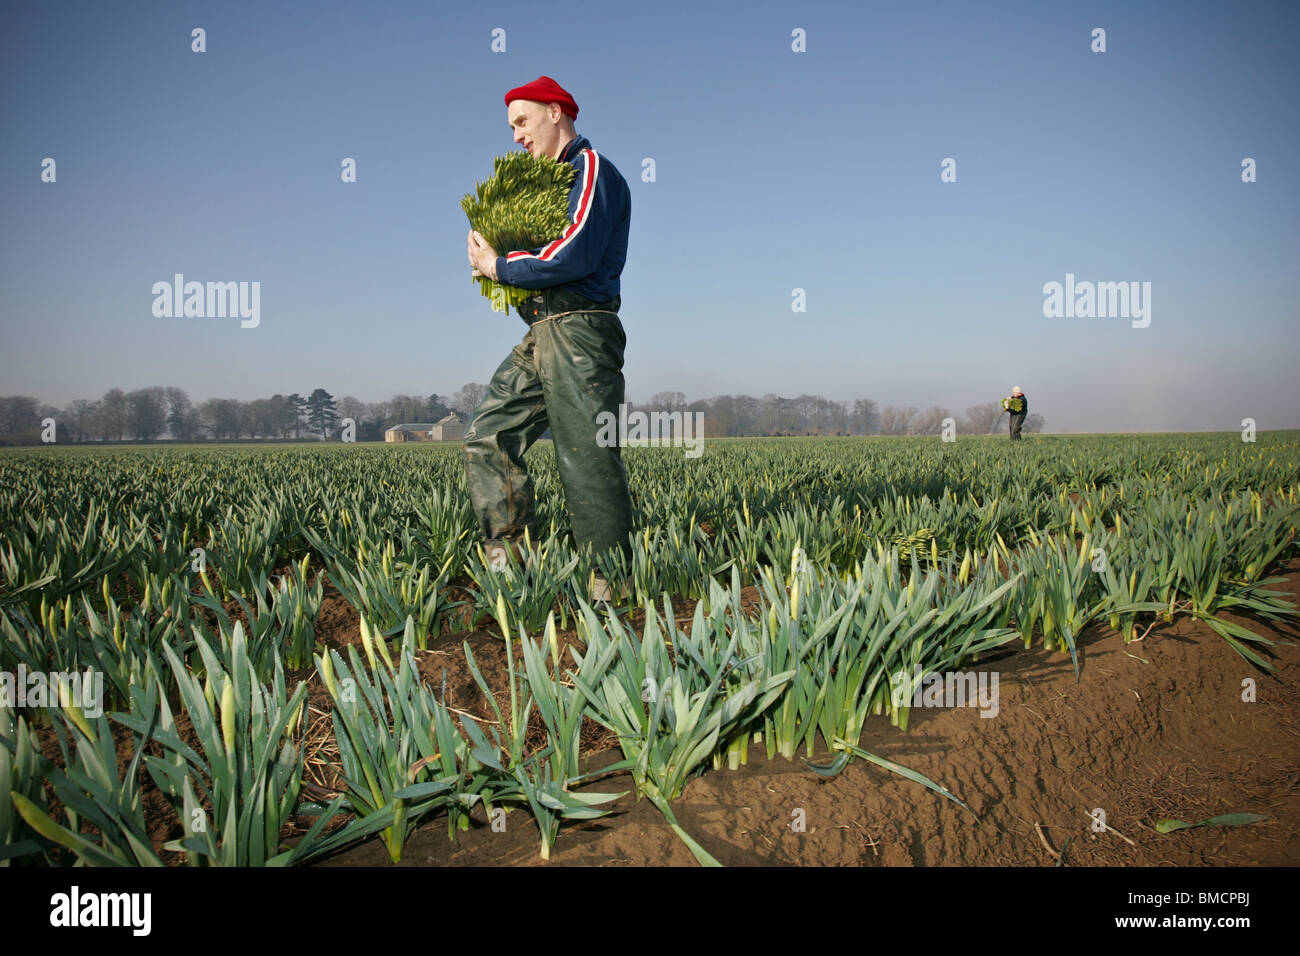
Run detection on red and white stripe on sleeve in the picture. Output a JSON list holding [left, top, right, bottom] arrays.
[[505, 148, 599, 265]]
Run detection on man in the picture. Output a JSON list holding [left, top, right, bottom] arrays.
[[1002, 386, 1028, 440], [464, 76, 633, 599]]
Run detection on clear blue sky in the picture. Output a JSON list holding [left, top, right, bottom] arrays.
[[2, 0, 1297, 432]]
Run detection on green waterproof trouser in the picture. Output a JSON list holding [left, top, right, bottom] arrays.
[[1009, 411, 1026, 440], [463, 287, 633, 560]]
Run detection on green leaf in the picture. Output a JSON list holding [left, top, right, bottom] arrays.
[[1157, 812, 1267, 833], [1201, 812, 1268, 827]]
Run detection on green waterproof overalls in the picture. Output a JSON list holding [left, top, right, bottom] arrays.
[[463, 286, 634, 561]]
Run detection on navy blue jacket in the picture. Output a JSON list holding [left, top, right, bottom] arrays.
[[494, 134, 630, 303]]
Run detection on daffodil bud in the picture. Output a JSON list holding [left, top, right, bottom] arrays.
[[220, 677, 236, 754], [359, 615, 376, 671]]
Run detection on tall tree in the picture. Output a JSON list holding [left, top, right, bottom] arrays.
[[68, 398, 97, 441], [793, 394, 821, 432], [274, 394, 304, 438], [965, 402, 1004, 435], [852, 398, 879, 436], [386, 394, 423, 425], [164, 387, 197, 440], [451, 383, 488, 418], [126, 387, 168, 440], [358, 401, 390, 441], [99, 389, 128, 441], [426, 393, 451, 422], [648, 391, 687, 413], [247, 398, 279, 438], [879, 405, 916, 436], [337, 395, 367, 434], [707, 394, 738, 437], [910, 406, 951, 436], [198, 398, 238, 439], [734, 394, 761, 435], [0, 396, 40, 435], [283, 393, 307, 439], [305, 388, 339, 439]]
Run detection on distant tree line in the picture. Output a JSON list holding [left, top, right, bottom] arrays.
[[0, 382, 490, 444], [629, 392, 1044, 438], [0, 387, 1043, 445]]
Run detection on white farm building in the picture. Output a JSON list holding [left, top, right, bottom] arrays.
[[385, 414, 465, 443]]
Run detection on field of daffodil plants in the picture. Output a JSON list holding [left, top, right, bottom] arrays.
[[2, 432, 1297, 866]]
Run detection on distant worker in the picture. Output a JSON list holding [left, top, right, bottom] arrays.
[[1001, 386, 1028, 440]]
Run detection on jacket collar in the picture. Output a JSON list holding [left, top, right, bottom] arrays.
[[559, 134, 588, 162]]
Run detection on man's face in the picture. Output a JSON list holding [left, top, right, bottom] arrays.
[[508, 100, 563, 159]]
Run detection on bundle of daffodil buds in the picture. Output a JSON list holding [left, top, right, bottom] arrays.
[[1001, 396, 1025, 413], [461, 150, 576, 310]]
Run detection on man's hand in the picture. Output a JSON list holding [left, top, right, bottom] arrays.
[[467, 230, 499, 281]]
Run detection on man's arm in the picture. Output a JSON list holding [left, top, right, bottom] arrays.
[[495, 148, 619, 290]]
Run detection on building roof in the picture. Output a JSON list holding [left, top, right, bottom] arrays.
[[386, 414, 464, 433]]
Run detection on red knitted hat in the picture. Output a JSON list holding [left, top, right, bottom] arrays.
[[504, 75, 578, 119]]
